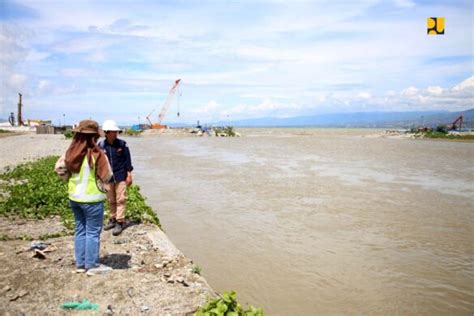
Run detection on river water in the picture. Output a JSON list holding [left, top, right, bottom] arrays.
[[128, 128, 473, 315]]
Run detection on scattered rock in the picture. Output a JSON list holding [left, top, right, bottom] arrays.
[[1, 286, 11, 294], [31, 249, 46, 259], [8, 290, 28, 301], [113, 239, 129, 244], [105, 304, 114, 315], [8, 294, 20, 301]]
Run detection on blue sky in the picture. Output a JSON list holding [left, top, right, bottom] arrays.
[[0, 0, 473, 125]]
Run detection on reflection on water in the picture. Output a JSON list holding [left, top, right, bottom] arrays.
[[129, 128, 474, 315]]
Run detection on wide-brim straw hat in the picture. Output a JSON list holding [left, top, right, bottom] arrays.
[[72, 120, 103, 135]]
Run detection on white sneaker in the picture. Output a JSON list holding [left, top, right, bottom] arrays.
[[86, 264, 113, 276]]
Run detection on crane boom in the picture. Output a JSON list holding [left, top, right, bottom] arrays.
[[157, 79, 181, 125], [146, 79, 181, 129], [451, 114, 464, 130]]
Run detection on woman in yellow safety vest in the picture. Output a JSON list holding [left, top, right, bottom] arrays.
[[56, 120, 113, 275]]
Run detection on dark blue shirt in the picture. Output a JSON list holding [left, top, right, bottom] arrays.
[[98, 138, 133, 183]]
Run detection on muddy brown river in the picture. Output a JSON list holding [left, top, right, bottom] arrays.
[[128, 128, 473, 315]]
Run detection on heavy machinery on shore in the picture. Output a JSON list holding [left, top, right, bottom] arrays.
[[145, 79, 181, 129], [9, 93, 24, 126], [450, 115, 464, 131]]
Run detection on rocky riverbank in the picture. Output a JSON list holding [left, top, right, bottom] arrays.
[[0, 133, 215, 315]]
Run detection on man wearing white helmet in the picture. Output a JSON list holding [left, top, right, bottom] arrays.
[[99, 120, 134, 236]]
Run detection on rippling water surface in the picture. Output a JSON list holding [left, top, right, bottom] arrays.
[[129, 128, 474, 315]]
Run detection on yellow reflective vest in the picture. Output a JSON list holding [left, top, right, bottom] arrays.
[[68, 156, 106, 203]]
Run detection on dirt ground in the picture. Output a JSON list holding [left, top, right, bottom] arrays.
[[0, 133, 215, 315], [0, 133, 69, 170], [0, 217, 215, 315]]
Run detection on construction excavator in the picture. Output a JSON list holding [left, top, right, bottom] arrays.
[[146, 79, 181, 129]]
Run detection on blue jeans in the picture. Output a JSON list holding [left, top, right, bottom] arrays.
[[70, 200, 104, 269]]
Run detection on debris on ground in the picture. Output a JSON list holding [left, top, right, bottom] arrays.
[[60, 299, 99, 310], [0, 217, 215, 314]]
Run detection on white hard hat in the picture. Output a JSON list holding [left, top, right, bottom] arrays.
[[102, 120, 121, 132]]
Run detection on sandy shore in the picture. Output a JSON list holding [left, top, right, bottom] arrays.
[[0, 133, 215, 314], [0, 133, 69, 170]]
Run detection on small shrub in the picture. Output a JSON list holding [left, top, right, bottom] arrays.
[[192, 265, 202, 275], [196, 291, 263, 316], [63, 129, 73, 139], [213, 126, 236, 137], [122, 185, 160, 227], [435, 125, 448, 133], [223, 126, 236, 137], [122, 129, 142, 136]]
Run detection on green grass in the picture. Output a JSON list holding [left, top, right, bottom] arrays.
[[424, 131, 474, 140], [0, 156, 160, 231], [122, 128, 143, 136], [0, 129, 12, 134]]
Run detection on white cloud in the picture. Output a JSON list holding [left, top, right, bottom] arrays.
[[0, 1, 472, 122], [452, 76, 474, 91], [37, 80, 50, 92], [427, 86, 443, 95], [401, 86, 419, 96], [191, 100, 220, 115], [9, 73, 28, 88], [358, 92, 372, 99], [380, 77, 474, 111]]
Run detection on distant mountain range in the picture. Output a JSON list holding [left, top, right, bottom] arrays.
[[2, 109, 473, 128], [210, 108, 474, 128]]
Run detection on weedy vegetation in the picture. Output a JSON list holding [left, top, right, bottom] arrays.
[[196, 291, 263, 316], [122, 129, 143, 136], [0, 156, 160, 235], [192, 265, 202, 275], [63, 129, 73, 139], [423, 131, 474, 140], [214, 126, 236, 137]]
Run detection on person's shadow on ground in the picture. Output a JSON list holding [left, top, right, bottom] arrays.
[[100, 254, 131, 269]]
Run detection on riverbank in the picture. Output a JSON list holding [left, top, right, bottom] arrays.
[[0, 134, 215, 314], [369, 129, 474, 141]]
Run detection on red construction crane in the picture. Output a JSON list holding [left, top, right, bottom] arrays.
[[146, 79, 181, 129], [450, 115, 463, 130]]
